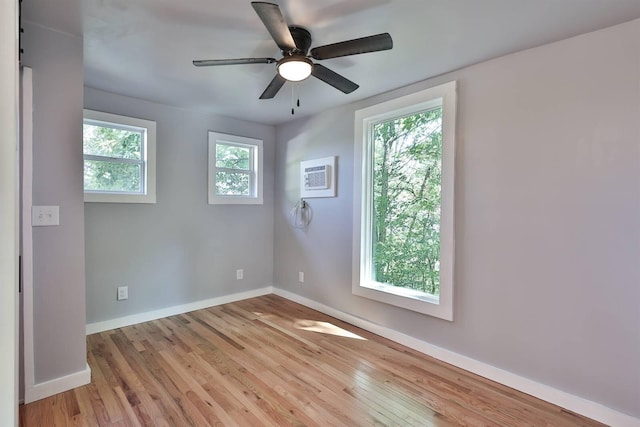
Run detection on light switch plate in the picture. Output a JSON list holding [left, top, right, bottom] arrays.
[[32, 206, 60, 226]]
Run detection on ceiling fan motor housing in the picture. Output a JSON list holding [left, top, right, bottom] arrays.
[[288, 26, 312, 56]]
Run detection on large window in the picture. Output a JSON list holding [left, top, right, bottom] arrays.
[[83, 109, 156, 203], [353, 81, 456, 320], [208, 132, 263, 205]]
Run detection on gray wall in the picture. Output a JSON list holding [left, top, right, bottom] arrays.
[[84, 88, 275, 323], [22, 23, 87, 384], [274, 20, 640, 417]]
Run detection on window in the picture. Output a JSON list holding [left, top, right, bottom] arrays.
[[353, 81, 456, 320], [208, 132, 263, 205], [83, 109, 156, 203]]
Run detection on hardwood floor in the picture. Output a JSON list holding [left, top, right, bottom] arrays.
[[20, 294, 603, 426]]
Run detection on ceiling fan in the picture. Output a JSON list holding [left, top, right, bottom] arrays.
[[193, 2, 393, 100]]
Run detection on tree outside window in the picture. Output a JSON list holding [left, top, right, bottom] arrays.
[[372, 108, 442, 296], [83, 123, 144, 193], [353, 81, 456, 320], [208, 132, 263, 205], [83, 109, 156, 204]]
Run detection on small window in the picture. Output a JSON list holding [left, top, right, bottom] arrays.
[[208, 132, 263, 205], [353, 81, 456, 321], [83, 109, 156, 203]]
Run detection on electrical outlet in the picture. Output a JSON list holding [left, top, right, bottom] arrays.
[[236, 269, 243, 280], [117, 286, 128, 301], [298, 272, 304, 283]]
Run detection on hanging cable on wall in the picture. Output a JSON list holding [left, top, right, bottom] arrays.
[[290, 198, 312, 229]]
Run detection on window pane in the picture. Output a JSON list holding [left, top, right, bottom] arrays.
[[83, 123, 142, 160], [215, 171, 250, 196], [371, 108, 443, 296], [84, 159, 141, 193], [216, 144, 250, 170]]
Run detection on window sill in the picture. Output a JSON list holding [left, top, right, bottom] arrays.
[[84, 192, 156, 204], [353, 280, 453, 321], [361, 281, 439, 303], [208, 195, 263, 205]]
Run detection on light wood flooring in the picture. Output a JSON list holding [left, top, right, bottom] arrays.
[[20, 294, 604, 426]]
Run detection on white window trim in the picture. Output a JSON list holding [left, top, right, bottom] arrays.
[[83, 109, 156, 204], [352, 81, 457, 321], [208, 132, 263, 205]]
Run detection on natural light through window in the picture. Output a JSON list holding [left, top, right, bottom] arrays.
[[294, 320, 366, 340], [208, 132, 263, 205], [353, 81, 456, 321], [83, 109, 156, 203]]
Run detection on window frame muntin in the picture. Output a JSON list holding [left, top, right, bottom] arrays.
[[83, 109, 156, 204], [353, 81, 457, 321]]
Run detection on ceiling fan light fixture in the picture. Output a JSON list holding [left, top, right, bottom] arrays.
[[277, 56, 313, 82]]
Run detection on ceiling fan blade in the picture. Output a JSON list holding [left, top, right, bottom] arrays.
[[193, 58, 276, 67], [251, 2, 296, 52], [310, 33, 393, 60], [311, 64, 359, 94], [259, 74, 287, 99]]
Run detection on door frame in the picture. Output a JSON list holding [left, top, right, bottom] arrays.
[[20, 66, 35, 405], [0, 0, 20, 423]]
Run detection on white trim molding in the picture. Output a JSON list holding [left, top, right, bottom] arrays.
[[353, 81, 456, 321], [21, 66, 35, 411], [208, 131, 264, 205], [0, 1, 19, 422], [86, 287, 273, 335], [83, 109, 157, 204], [272, 287, 640, 427], [25, 364, 91, 404]]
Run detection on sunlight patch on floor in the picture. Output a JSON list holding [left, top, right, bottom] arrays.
[[294, 319, 367, 340]]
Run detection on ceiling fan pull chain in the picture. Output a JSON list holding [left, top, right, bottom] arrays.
[[291, 83, 301, 115], [291, 82, 300, 115]]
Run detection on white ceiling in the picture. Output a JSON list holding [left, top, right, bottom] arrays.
[[23, 0, 640, 125]]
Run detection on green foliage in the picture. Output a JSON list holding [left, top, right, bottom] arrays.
[[216, 144, 250, 170], [83, 124, 141, 159], [215, 171, 250, 196], [215, 143, 251, 196], [84, 160, 141, 192], [83, 123, 143, 193], [372, 108, 442, 295]]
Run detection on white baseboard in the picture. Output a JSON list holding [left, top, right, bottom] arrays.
[[272, 287, 640, 427], [86, 287, 273, 335], [25, 364, 91, 404]]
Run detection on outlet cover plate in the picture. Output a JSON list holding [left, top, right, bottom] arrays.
[[117, 286, 128, 301]]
